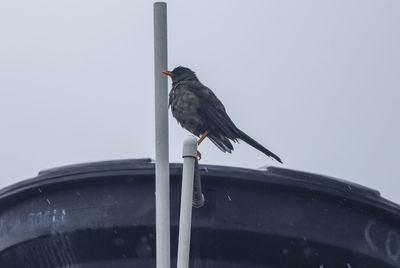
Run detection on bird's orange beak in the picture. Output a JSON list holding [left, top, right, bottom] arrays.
[[162, 70, 174, 76]]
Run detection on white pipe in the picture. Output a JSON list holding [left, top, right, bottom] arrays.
[[154, 2, 170, 268], [177, 136, 198, 268]]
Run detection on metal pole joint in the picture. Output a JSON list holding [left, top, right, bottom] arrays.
[[182, 136, 198, 159]]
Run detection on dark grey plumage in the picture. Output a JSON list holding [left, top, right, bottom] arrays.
[[164, 66, 282, 163]]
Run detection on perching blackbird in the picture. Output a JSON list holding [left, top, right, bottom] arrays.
[[162, 66, 282, 163]]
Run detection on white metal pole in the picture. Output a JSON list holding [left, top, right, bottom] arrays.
[[177, 136, 198, 268], [154, 2, 170, 268]]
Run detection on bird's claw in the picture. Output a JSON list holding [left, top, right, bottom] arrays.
[[197, 150, 202, 160]]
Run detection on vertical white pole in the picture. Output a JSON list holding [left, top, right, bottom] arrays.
[[177, 136, 198, 268], [154, 2, 170, 268]]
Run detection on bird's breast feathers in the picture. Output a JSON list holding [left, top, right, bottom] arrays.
[[170, 84, 201, 113], [169, 83, 205, 135]]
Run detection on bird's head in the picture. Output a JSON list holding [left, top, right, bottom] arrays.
[[162, 66, 198, 83]]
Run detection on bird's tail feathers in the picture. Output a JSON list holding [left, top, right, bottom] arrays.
[[236, 129, 282, 163]]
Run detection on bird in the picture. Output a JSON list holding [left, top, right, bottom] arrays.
[[162, 66, 282, 163]]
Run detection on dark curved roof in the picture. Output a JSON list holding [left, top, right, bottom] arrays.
[[0, 158, 398, 217], [0, 158, 399, 268]]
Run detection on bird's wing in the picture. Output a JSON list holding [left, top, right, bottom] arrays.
[[182, 80, 282, 162], [183, 80, 239, 142]]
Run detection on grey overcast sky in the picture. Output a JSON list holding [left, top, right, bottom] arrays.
[[0, 1, 399, 204]]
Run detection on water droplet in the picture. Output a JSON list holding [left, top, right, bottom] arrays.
[[347, 185, 352, 191], [136, 235, 153, 258]]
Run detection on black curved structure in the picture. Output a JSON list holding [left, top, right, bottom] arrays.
[[0, 159, 399, 267]]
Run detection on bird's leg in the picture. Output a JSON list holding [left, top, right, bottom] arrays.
[[196, 130, 208, 160], [198, 130, 209, 145]]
